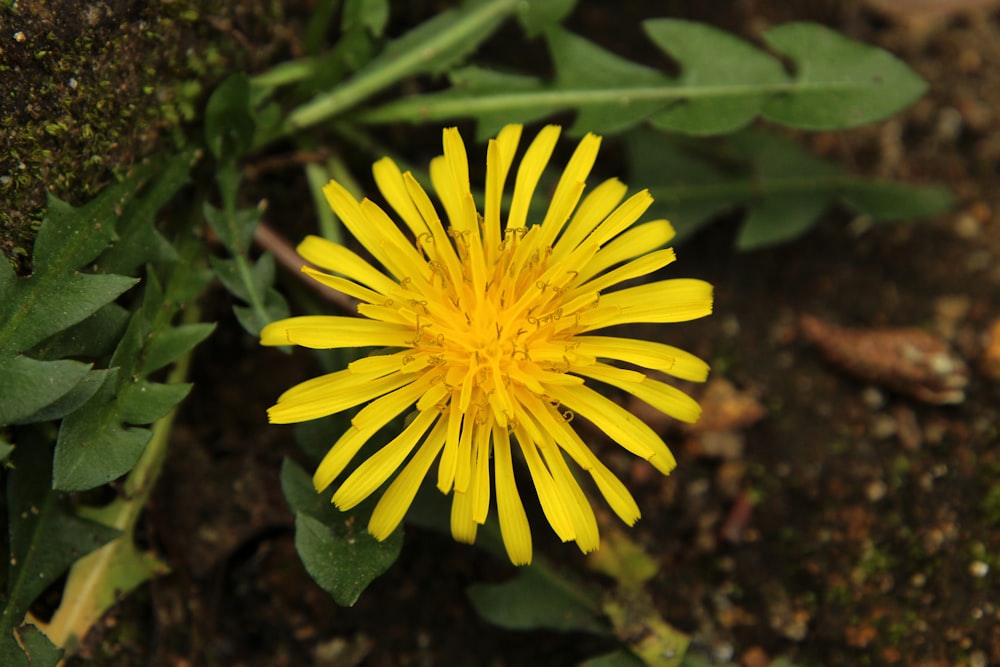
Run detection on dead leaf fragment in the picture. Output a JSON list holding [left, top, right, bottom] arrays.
[[980, 317, 1000, 379], [799, 314, 969, 404]]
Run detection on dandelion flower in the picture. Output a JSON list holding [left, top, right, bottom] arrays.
[[261, 124, 712, 565]]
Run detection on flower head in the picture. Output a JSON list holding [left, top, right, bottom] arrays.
[[261, 125, 712, 565]]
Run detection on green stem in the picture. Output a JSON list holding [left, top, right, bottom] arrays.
[[356, 80, 862, 125], [283, 0, 519, 132]]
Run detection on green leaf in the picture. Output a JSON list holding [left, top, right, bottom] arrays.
[[761, 22, 927, 129], [0, 273, 138, 357], [282, 459, 403, 606], [840, 180, 953, 221], [30, 166, 148, 275], [644, 19, 788, 135], [0, 356, 91, 426], [626, 131, 745, 239], [515, 0, 575, 37], [294, 512, 403, 607], [0, 624, 62, 667], [203, 200, 262, 255], [118, 380, 192, 425], [467, 565, 608, 633], [11, 369, 109, 426], [285, 0, 519, 131], [738, 193, 829, 249], [205, 74, 255, 160], [232, 286, 289, 337], [29, 303, 130, 361], [0, 436, 118, 661], [281, 458, 329, 518], [360, 20, 927, 136], [141, 323, 215, 375], [210, 252, 275, 303], [97, 151, 194, 275], [630, 126, 951, 248], [52, 370, 153, 491], [344, 0, 389, 37]]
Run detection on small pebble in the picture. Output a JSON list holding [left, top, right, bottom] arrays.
[[969, 561, 989, 578]]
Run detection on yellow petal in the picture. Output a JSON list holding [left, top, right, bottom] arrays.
[[368, 418, 448, 539], [552, 177, 628, 259], [586, 190, 653, 248], [538, 132, 601, 248], [536, 438, 600, 552], [580, 220, 675, 282], [471, 423, 492, 524], [268, 371, 413, 424], [301, 266, 379, 304], [297, 235, 398, 295], [579, 278, 714, 329], [450, 488, 478, 545], [575, 363, 702, 424], [260, 315, 413, 349], [575, 248, 676, 296], [333, 408, 440, 510], [372, 157, 430, 239], [511, 422, 576, 543], [573, 335, 710, 382], [544, 383, 677, 474], [494, 424, 532, 565], [507, 125, 561, 230]]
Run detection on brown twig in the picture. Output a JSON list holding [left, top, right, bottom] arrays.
[[253, 221, 357, 314], [243, 150, 330, 181]]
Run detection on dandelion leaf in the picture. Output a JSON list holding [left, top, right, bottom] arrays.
[[281, 460, 403, 606]]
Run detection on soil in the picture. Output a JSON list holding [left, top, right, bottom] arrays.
[[60, 1, 1000, 666]]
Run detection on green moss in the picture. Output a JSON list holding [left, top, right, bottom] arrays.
[[0, 0, 288, 273]]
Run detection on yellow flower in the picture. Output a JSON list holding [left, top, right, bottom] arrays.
[[261, 124, 712, 565]]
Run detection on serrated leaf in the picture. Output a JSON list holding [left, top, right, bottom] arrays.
[[203, 201, 262, 256], [631, 126, 948, 247], [286, 0, 519, 130], [550, 26, 673, 135], [361, 20, 927, 137], [52, 371, 153, 491], [232, 286, 288, 337], [0, 272, 138, 357], [210, 252, 275, 304], [118, 380, 192, 425], [12, 369, 109, 426], [840, 180, 953, 221], [205, 74, 255, 160], [142, 323, 215, 375], [448, 67, 551, 141], [97, 152, 194, 275], [0, 356, 91, 426], [294, 511, 402, 607], [0, 624, 62, 667], [738, 193, 830, 249], [762, 23, 927, 129], [515, 0, 575, 37], [282, 459, 402, 606], [467, 565, 608, 633], [626, 130, 745, 239], [344, 0, 389, 36], [645, 19, 788, 135], [1, 436, 119, 658], [30, 167, 149, 275], [30, 303, 130, 361]]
